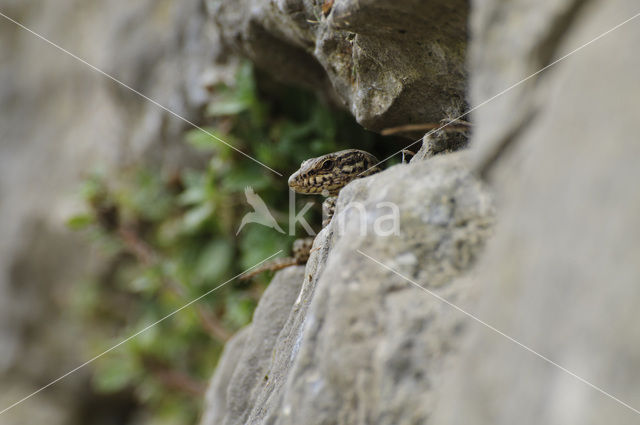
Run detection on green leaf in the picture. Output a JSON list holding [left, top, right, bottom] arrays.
[[239, 225, 292, 269], [185, 128, 217, 152], [129, 268, 162, 294], [93, 354, 139, 393], [224, 293, 256, 328], [206, 61, 260, 124], [66, 214, 94, 230], [126, 169, 172, 221], [182, 202, 214, 232], [206, 99, 249, 116], [127, 316, 163, 355], [178, 185, 208, 206], [185, 128, 238, 157], [79, 172, 106, 201], [195, 239, 233, 284]]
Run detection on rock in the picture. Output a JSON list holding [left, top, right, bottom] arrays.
[[412, 124, 471, 162], [208, 0, 469, 131], [203, 154, 494, 424], [200, 327, 250, 425], [432, 1, 640, 424], [201, 326, 251, 425], [222, 266, 306, 425]]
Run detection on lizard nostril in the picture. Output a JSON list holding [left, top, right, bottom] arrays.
[[288, 171, 303, 188]]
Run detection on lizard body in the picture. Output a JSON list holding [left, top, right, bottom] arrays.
[[240, 149, 382, 280]]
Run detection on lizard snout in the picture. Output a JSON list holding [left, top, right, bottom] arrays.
[[288, 171, 300, 190]]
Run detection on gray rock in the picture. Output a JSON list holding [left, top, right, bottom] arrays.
[[412, 125, 471, 162], [208, 0, 469, 130], [201, 327, 251, 425], [200, 266, 305, 425], [433, 1, 640, 424], [222, 266, 306, 425], [204, 154, 494, 424]]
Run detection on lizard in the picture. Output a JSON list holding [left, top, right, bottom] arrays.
[[239, 121, 472, 280], [288, 148, 383, 226], [240, 149, 382, 280]]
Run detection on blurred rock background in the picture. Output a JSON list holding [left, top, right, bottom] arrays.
[[0, 0, 217, 423]]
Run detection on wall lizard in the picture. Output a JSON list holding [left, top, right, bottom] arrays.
[[240, 149, 382, 279]]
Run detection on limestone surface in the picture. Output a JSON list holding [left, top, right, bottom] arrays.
[[435, 1, 640, 424], [202, 153, 494, 424], [208, 0, 469, 131]]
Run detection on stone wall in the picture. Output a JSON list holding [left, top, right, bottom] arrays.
[[435, 1, 640, 423]]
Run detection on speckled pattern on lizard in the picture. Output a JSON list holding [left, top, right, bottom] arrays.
[[240, 149, 382, 280]]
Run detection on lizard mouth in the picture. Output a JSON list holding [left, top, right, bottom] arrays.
[[287, 170, 311, 193], [287, 172, 298, 188], [288, 170, 328, 194], [287, 171, 302, 191]]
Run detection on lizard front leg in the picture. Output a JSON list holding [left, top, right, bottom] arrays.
[[239, 237, 313, 280], [291, 237, 313, 263], [322, 196, 337, 227]]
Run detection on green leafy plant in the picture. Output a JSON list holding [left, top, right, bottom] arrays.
[[68, 62, 386, 423]]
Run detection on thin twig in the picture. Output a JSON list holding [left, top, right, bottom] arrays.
[[381, 121, 471, 136], [239, 257, 300, 280], [142, 356, 207, 396]]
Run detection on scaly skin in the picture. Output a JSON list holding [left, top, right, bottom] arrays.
[[287, 149, 382, 196], [241, 150, 382, 280], [289, 149, 382, 226]]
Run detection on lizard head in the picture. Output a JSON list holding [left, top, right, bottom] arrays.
[[288, 149, 381, 196]]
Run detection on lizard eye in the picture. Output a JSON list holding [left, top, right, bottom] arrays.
[[321, 160, 334, 170]]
